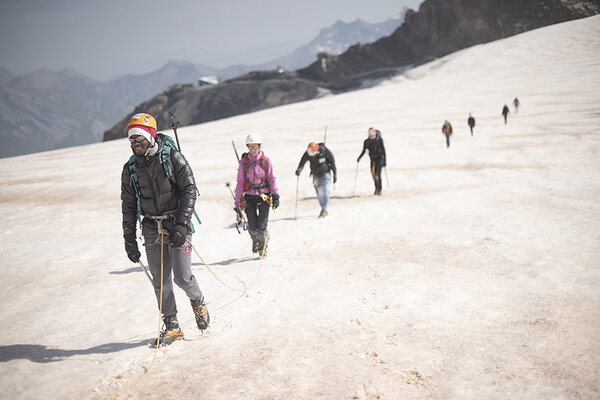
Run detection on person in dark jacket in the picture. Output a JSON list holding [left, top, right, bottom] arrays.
[[295, 142, 337, 218], [468, 114, 475, 136], [502, 105, 510, 124], [357, 127, 386, 195], [234, 133, 279, 257], [442, 120, 453, 148], [513, 97, 520, 113], [121, 112, 209, 345]]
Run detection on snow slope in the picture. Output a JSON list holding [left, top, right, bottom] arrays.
[[0, 15, 599, 400]]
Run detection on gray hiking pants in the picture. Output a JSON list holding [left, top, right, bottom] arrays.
[[143, 228, 203, 317]]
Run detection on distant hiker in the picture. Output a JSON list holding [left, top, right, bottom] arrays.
[[502, 105, 510, 124], [468, 114, 475, 136], [513, 97, 520, 113], [357, 127, 386, 195], [295, 142, 337, 218], [234, 133, 279, 257], [121, 112, 209, 345], [442, 120, 453, 148]]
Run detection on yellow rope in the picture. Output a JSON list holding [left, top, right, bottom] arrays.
[[105, 211, 275, 398], [105, 231, 167, 399], [189, 208, 275, 293]]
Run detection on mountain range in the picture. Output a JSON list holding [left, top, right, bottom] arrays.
[[102, 0, 600, 143], [0, 15, 405, 158]]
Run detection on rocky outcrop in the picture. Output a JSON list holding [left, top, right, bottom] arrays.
[[103, 0, 600, 142], [103, 70, 320, 141], [297, 0, 600, 89]]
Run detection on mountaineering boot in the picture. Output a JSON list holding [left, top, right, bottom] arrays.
[[258, 243, 267, 258], [191, 297, 210, 330], [159, 314, 184, 345], [319, 209, 328, 218], [252, 239, 260, 253]]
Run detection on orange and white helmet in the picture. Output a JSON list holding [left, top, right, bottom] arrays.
[[128, 113, 157, 131], [368, 127, 377, 138], [127, 113, 157, 144], [307, 142, 319, 156]]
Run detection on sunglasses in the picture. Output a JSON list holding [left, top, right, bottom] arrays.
[[247, 144, 260, 150], [129, 135, 147, 143]]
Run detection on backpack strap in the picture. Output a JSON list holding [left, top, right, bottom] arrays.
[[242, 153, 269, 191], [130, 135, 203, 232], [159, 136, 202, 231], [127, 155, 143, 229], [160, 139, 177, 184]]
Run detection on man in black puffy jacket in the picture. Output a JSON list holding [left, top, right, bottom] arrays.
[[120, 113, 209, 344]]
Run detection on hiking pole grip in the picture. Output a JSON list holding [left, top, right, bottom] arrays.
[[169, 114, 181, 151]]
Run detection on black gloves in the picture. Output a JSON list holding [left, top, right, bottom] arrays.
[[295, 168, 301, 176], [170, 224, 189, 247], [333, 174, 337, 184], [356, 157, 361, 162], [271, 193, 280, 209], [125, 240, 141, 263], [382, 158, 386, 167]]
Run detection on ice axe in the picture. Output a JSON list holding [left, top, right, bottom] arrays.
[[225, 182, 247, 233]]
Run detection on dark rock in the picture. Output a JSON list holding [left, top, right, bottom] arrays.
[[104, 0, 599, 142], [103, 70, 319, 141], [297, 0, 600, 87]]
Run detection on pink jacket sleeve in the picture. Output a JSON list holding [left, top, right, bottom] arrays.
[[263, 156, 278, 195], [234, 161, 245, 206]]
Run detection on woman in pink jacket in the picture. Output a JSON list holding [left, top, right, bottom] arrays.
[[235, 133, 279, 256]]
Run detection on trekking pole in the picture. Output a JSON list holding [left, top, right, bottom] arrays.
[[137, 260, 153, 284], [232, 140, 240, 163], [294, 175, 299, 220], [353, 161, 359, 196], [169, 114, 181, 151], [225, 182, 247, 233], [384, 166, 390, 187], [167, 113, 202, 226], [323, 125, 327, 145]]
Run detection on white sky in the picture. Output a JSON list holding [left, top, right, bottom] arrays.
[[0, 0, 423, 81]]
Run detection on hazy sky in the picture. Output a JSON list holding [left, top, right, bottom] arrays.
[[0, 0, 423, 81]]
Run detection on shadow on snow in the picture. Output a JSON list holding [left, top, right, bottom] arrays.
[[0, 340, 148, 363]]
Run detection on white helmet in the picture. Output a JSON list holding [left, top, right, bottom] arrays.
[[246, 133, 262, 145]]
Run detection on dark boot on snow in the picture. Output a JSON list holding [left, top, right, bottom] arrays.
[[258, 243, 267, 258], [191, 297, 210, 330], [252, 240, 260, 253], [159, 314, 184, 345]]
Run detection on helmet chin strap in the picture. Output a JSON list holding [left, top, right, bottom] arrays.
[[145, 141, 159, 157]]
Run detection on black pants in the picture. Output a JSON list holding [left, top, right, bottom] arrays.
[[244, 194, 270, 246], [370, 157, 383, 193], [445, 133, 451, 148]]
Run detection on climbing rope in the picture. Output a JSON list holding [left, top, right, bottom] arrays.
[[190, 208, 276, 293], [105, 209, 275, 398], [105, 229, 167, 400]]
